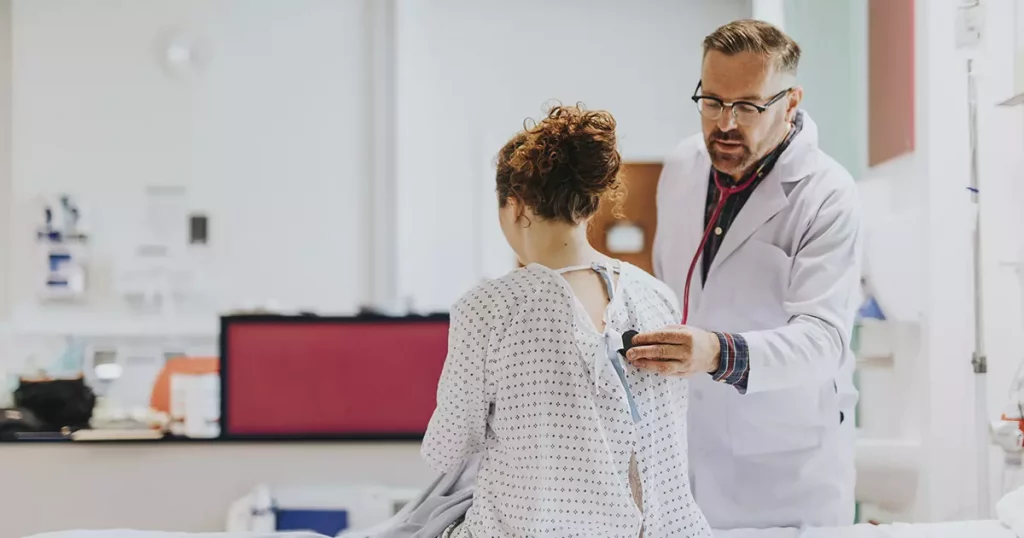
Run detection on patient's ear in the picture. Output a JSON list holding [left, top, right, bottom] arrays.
[[507, 197, 531, 226]]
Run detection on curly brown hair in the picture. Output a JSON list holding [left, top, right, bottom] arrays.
[[496, 103, 624, 224]]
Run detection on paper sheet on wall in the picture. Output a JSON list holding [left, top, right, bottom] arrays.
[[142, 185, 187, 256]]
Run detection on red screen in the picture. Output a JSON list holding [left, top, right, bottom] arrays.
[[224, 319, 449, 437]]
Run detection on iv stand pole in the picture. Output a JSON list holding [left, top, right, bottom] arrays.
[[967, 57, 991, 518]]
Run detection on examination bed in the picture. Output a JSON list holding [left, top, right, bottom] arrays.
[[719, 520, 1014, 537], [20, 521, 1018, 538]]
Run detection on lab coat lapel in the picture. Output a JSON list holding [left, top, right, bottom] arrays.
[[707, 111, 821, 276], [680, 164, 710, 311], [707, 172, 787, 276]]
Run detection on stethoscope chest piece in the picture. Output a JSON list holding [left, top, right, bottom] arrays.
[[617, 330, 638, 357]]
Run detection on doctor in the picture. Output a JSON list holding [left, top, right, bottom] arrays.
[[626, 20, 862, 529]]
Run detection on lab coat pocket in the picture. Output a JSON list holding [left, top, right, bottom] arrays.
[[727, 239, 791, 326], [728, 387, 826, 456]]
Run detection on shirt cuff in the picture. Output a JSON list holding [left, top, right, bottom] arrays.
[[711, 332, 750, 393]]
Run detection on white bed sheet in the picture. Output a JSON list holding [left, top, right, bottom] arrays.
[[20, 521, 1014, 538], [716, 520, 1014, 538]]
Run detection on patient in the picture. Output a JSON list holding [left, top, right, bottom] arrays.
[[421, 104, 711, 538]]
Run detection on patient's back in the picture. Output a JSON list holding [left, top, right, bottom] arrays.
[[420, 261, 711, 537]]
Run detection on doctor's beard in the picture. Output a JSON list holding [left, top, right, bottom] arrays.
[[706, 129, 753, 177], [706, 118, 792, 179]]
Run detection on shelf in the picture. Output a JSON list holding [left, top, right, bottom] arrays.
[[857, 353, 896, 368], [999, 92, 1024, 107], [9, 318, 219, 338]]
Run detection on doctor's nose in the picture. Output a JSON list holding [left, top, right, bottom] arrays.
[[716, 110, 738, 132]]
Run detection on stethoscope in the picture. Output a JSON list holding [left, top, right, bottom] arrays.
[[681, 165, 766, 324]]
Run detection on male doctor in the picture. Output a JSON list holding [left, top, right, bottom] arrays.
[[626, 20, 863, 529]]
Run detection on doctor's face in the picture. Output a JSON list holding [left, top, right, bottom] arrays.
[[698, 50, 800, 178]]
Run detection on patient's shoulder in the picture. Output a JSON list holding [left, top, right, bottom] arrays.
[[450, 267, 543, 327], [619, 263, 681, 324]]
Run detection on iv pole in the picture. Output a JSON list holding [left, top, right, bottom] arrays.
[[967, 57, 992, 518]]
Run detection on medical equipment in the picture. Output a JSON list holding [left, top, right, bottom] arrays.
[[961, 56, 995, 518], [681, 168, 762, 323], [991, 250, 1024, 496], [993, 382, 1024, 497], [169, 371, 219, 438], [995, 243, 1024, 489], [36, 194, 88, 301], [226, 484, 421, 535]]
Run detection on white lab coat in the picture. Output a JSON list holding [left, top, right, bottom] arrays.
[[652, 112, 862, 530]]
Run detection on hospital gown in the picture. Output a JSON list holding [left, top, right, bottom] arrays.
[[422, 262, 712, 538]]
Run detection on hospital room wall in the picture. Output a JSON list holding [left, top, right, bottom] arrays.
[[900, 0, 1024, 522], [0, 0, 757, 337], [1, 0, 374, 345], [0, 4, 388, 533], [0, 0, 10, 409], [0, 1, 8, 326], [967, 0, 1024, 518], [391, 0, 754, 312], [823, 0, 1024, 522], [914, 0, 976, 520]]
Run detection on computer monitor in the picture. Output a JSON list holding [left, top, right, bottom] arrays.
[[220, 314, 449, 440]]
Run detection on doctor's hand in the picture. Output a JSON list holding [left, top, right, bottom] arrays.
[[625, 325, 721, 377]]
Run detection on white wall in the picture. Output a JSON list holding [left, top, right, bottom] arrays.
[[1, 2, 383, 532], [0, 0, 11, 405], [905, 0, 1024, 521], [4, 0, 756, 325], [7, 0, 372, 341], [393, 0, 753, 312], [751, 0, 785, 30], [916, 0, 977, 519], [863, 0, 1024, 522], [0, 0, 10, 326], [970, 0, 1024, 519]]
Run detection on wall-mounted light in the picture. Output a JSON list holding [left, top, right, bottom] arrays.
[[158, 31, 206, 78], [606, 222, 645, 254]]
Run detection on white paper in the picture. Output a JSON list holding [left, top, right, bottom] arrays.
[[143, 185, 187, 255]]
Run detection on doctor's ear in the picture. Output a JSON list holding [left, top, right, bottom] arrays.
[[786, 86, 804, 120]]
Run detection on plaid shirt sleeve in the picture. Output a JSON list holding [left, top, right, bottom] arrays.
[[711, 332, 749, 393]]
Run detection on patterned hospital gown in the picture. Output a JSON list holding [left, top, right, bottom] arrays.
[[422, 262, 712, 538]]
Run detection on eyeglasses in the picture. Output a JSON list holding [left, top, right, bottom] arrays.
[[691, 81, 791, 126]]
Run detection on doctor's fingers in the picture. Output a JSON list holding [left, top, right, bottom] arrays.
[[626, 343, 690, 362], [629, 327, 694, 347], [631, 358, 693, 376]]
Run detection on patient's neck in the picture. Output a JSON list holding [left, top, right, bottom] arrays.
[[520, 221, 606, 270]]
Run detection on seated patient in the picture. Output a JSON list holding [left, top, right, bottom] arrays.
[[422, 104, 711, 538]]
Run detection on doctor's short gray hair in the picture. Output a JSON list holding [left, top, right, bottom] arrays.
[[703, 19, 801, 75]]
